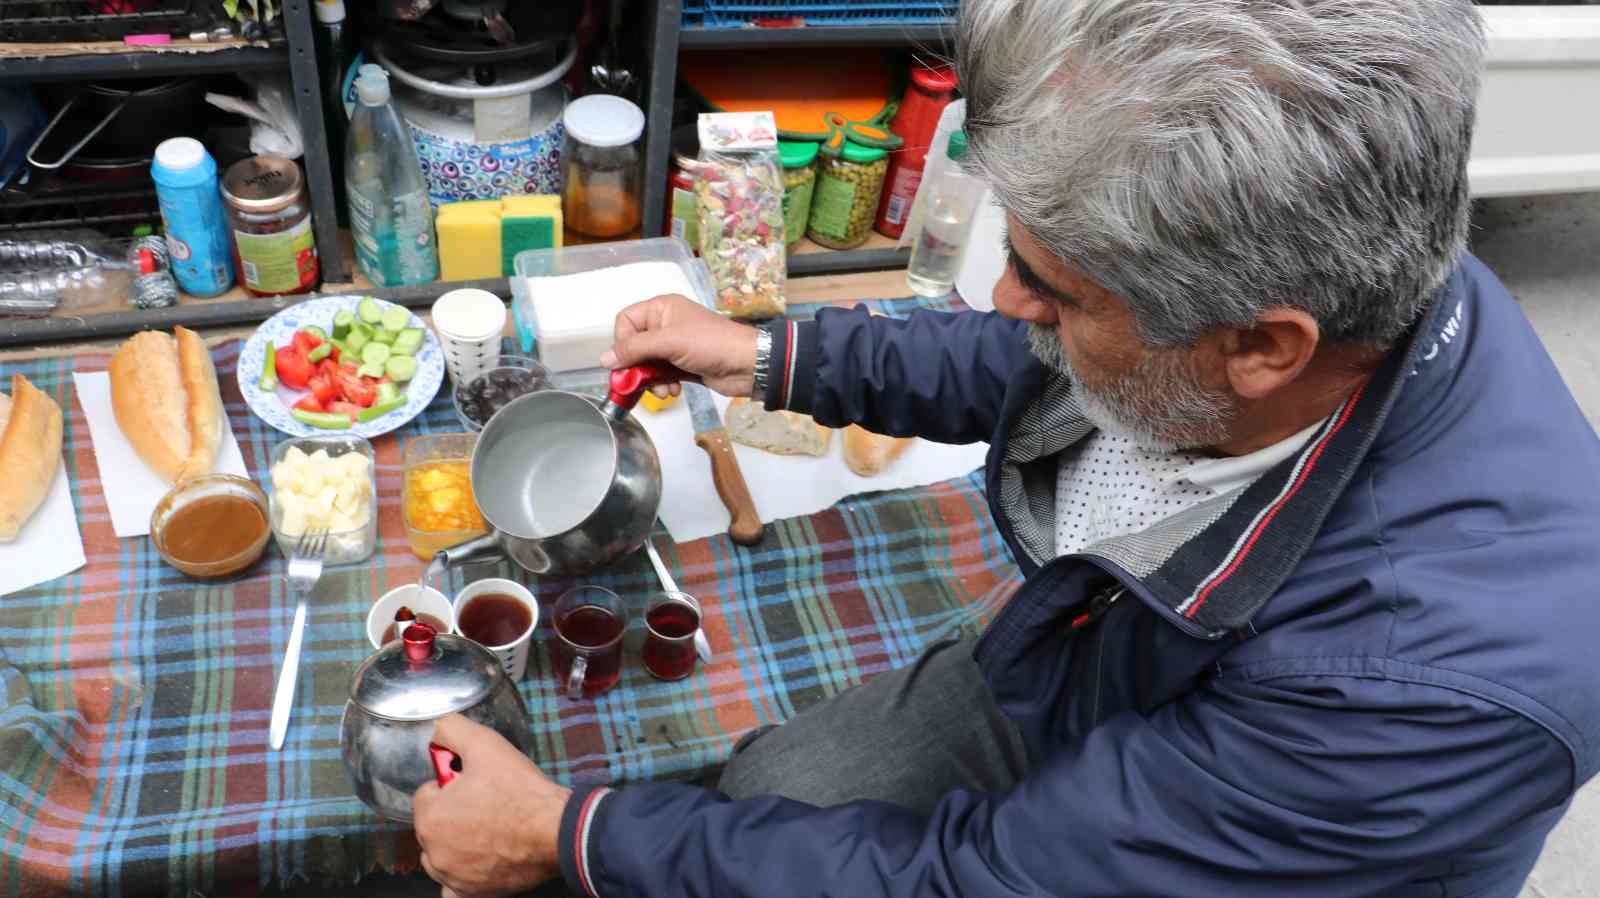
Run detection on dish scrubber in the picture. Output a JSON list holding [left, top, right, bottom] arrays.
[[499, 195, 562, 271], [437, 200, 502, 282]]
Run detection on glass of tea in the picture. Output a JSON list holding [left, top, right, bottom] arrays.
[[642, 591, 701, 680], [552, 586, 628, 700], [452, 578, 539, 679]]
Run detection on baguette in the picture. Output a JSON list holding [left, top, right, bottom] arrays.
[[725, 398, 832, 457], [0, 374, 64, 542], [843, 425, 913, 477], [109, 326, 223, 484]]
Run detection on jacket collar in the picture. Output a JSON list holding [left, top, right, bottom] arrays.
[[991, 265, 1465, 638]]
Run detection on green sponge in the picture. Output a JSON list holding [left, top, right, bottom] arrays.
[[499, 195, 562, 275]]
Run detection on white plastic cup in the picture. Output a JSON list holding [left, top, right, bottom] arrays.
[[431, 288, 508, 386], [452, 578, 539, 680], [367, 584, 455, 650]]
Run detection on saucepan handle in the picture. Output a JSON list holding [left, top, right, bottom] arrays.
[[566, 655, 588, 701], [603, 363, 682, 421], [429, 743, 461, 786]]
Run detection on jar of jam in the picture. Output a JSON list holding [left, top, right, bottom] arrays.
[[220, 155, 320, 297]]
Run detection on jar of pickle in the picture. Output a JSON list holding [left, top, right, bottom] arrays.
[[561, 95, 645, 245], [778, 140, 818, 250], [806, 140, 888, 250]]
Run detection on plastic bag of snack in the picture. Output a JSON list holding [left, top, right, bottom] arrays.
[[695, 111, 786, 320]]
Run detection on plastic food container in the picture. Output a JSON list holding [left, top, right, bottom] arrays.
[[510, 237, 716, 391], [808, 140, 889, 250], [267, 434, 377, 565], [779, 140, 819, 250], [402, 432, 488, 561]]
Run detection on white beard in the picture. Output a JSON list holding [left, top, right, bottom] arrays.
[[1025, 324, 1234, 452]]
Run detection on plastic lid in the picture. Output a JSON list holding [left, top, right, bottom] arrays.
[[839, 140, 887, 164], [563, 95, 645, 148], [154, 137, 207, 172], [910, 64, 959, 93], [313, 0, 345, 22], [947, 131, 969, 160], [779, 140, 819, 169], [356, 64, 390, 106]]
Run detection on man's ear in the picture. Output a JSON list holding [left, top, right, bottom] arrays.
[[1220, 308, 1320, 400]]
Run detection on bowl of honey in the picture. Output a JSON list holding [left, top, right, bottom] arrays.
[[150, 474, 272, 579], [402, 433, 489, 561]]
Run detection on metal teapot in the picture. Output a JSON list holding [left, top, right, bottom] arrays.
[[339, 623, 531, 821]]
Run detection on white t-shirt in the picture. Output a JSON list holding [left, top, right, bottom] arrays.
[[1053, 421, 1325, 557]]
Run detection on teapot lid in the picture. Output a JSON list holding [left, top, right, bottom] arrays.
[[349, 624, 504, 721]]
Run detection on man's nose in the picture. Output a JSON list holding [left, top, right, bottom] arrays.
[[991, 270, 1058, 325]]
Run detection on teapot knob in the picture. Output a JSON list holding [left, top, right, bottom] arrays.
[[403, 622, 436, 662]]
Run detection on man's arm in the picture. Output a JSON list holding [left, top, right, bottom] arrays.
[[559, 675, 1570, 898]]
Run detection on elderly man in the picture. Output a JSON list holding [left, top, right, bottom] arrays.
[[412, 0, 1600, 894]]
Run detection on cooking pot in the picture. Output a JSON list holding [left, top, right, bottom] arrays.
[[340, 623, 532, 821], [25, 79, 206, 171], [432, 363, 670, 577]]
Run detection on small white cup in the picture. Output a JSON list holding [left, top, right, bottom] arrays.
[[367, 584, 455, 651], [452, 578, 539, 680], [431, 288, 508, 387]]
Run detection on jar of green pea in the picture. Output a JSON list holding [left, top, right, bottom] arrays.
[[807, 140, 888, 250], [779, 140, 819, 250]]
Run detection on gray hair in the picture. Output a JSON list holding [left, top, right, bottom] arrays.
[[958, 0, 1486, 348]]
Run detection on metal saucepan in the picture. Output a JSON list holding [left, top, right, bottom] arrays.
[[26, 78, 206, 171], [434, 363, 674, 577]]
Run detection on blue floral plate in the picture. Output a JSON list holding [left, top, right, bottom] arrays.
[[236, 295, 445, 438]]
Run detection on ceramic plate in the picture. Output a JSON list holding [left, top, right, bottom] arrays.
[[237, 295, 445, 439]]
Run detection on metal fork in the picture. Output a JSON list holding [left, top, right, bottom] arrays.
[[269, 529, 328, 751]]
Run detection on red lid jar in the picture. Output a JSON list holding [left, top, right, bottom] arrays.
[[874, 64, 959, 240]]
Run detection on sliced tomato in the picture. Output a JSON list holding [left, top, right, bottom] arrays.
[[327, 400, 363, 422], [292, 394, 325, 413], [275, 346, 312, 391], [291, 330, 322, 354], [318, 358, 342, 381], [337, 372, 378, 407], [308, 374, 339, 406]]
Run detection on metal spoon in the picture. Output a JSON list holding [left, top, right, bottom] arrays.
[[643, 536, 712, 663]]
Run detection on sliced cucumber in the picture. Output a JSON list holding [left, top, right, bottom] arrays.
[[361, 342, 392, 366], [346, 327, 370, 352], [375, 381, 402, 405], [391, 327, 425, 357], [306, 341, 333, 364], [302, 325, 328, 342], [331, 309, 355, 340], [359, 360, 386, 379], [371, 327, 397, 345], [384, 354, 417, 383], [379, 305, 410, 333], [357, 296, 383, 325]]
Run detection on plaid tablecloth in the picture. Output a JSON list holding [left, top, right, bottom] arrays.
[[0, 295, 1023, 897]]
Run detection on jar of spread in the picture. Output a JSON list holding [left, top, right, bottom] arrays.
[[221, 155, 321, 297], [561, 95, 645, 245]]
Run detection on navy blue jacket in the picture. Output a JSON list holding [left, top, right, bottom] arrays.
[[558, 255, 1600, 897]]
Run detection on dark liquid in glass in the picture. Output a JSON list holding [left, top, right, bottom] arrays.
[[457, 593, 533, 647], [553, 605, 625, 696], [643, 602, 699, 680], [381, 612, 448, 644]]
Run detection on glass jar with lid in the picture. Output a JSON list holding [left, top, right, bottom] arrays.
[[561, 95, 645, 245], [807, 140, 888, 250], [220, 155, 320, 297], [778, 140, 819, 251]]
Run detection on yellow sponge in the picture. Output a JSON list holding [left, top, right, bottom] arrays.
[[437, 200, 502, 282]]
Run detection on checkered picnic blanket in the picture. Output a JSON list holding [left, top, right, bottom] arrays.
[[0, 295, 1022, 897]]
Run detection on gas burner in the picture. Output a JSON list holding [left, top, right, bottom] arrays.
[[378, 0, 581, 66]]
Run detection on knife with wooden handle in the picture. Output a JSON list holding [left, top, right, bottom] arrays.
[[685, 383, 764, 545]]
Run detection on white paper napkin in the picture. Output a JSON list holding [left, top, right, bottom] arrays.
[[0, 461, 85, 597], [637, 394, 989, 543], [72, 371, 249, 538]]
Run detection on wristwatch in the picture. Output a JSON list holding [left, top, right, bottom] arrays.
[[751, 325, 774, 404]]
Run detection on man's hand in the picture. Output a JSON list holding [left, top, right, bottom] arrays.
[[601, 294, 761, 398], [413, 714, 572, 898]]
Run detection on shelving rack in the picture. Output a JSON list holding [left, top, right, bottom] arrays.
[[641, 0, 955, 276]]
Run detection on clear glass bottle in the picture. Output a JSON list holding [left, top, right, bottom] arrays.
[[906, 132, 985, 297], [345, 64, 440, 287]]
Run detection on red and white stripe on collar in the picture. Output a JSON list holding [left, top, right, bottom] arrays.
[[572, 786, 613, 898]]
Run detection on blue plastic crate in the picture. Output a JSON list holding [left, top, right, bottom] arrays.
[[688, 0, 955, 28]]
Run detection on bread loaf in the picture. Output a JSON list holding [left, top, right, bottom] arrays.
[[725, 398, 832, 457], [0, 374, 64, 542], [109, 326, 223, 483], [843, 425, 912, 477]]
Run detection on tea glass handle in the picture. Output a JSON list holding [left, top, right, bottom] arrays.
[[430, 743, 461, 786], [566, 654, 588, 701]]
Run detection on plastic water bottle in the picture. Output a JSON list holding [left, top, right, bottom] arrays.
[[906, 132, 986, 298], [345, 64, 439, 287], [151, 137, 234, 297]]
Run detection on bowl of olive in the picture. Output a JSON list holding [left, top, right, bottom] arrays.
[[453, 355, 549, 431]]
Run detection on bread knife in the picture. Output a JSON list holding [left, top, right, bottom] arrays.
[[685, 383, 764, 545]]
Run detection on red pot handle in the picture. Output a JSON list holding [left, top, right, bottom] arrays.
[[605, 363, 683, 415], [429, 743, 461, 786]]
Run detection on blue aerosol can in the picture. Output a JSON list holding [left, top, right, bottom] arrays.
[[151, 137, 234, 297]]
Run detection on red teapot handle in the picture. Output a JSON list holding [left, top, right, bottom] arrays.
[[429, 743, 460, 786], [604, 362, 683, 418]]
